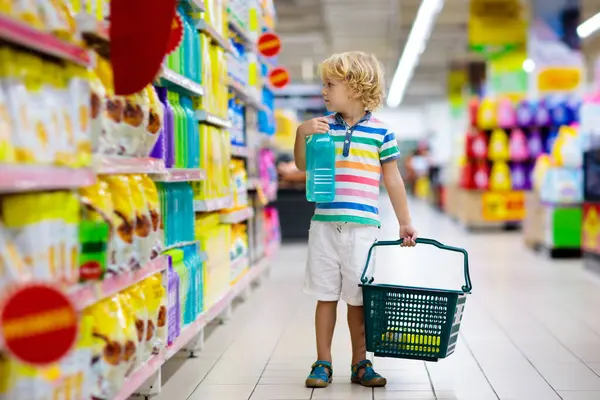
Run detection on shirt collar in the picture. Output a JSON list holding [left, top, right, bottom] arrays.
[[335, 111, 372, 126]]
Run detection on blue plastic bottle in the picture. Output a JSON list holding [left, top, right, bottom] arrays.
[[306, 133, 336, 202], [180, 96, 199, 168]]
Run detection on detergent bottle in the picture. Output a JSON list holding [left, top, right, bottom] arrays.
[[528, 128, 544, 159], [510, 163, 527, 190], [489, 161, 512, 191], [497, 98, 516, 128], [516, 100, 534, 127], [509, 128, 529, 162], [473, 162, 489, 190], [535, 99, 551, 127], [306, 132, 336, 202], [488, 129, 510, 161], [477, 97, 497, 130]]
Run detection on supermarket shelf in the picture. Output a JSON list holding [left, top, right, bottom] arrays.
[[95, 156, 166, 175], [228, 78, 265, 110], [231, 144, 249, 158], [113, 352, 165, 400], [70, 256, 168, 311], [0, 165, 96, 193], [101, 247, 278, 400], [220, 207, 254, 224], [165, 253, 272, 359], [158, 67, 205, 97], [0, 14, 89, 65], [227, 12, 251, 44], [161, 241, 206, 257], [194, 196, 234, 212], [155, 168, 206, 182], [196, 110, 232, 129], [197, 20, 232, 52]]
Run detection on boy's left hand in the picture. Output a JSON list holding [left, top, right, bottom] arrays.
[[399, 225, 418, 247]]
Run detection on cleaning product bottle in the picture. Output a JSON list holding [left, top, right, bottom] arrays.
[[170, 92, 188, 168], [305, 132, 336, 202], [477, 97, 497, 130], [516, 100, 534, 127], [535, 99, 551, 127], [152, 87, 174, 167], [178, 5, 194, 80], [497, 98, 516, 129], [181, 96, 199, 168], [473, 161, 489, 190], [489, 161, 512, 191], [509, 128, 529, 162], [488, 129, 510, 161], [510, 163, 527, 190], [528, 128, 544, 159]]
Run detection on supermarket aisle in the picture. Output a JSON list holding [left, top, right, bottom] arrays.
[[153, 196, 600, 400]]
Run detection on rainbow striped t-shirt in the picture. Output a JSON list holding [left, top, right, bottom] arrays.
[[312, 112, 401, 227]]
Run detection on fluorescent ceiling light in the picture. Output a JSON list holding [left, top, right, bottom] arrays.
[[577, 12, 600, 38], [386, 0, 444, 108], [522, 58, 535, 73]]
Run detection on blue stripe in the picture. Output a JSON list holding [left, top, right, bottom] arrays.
[[381, 153, 401, 164], [329, 123, 346, 130], [382, 132, 396, 143], [354, 125, 387, 135], [316, 202, 379, 214]]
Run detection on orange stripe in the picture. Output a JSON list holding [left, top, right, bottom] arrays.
[[336, 161, 380, 173]]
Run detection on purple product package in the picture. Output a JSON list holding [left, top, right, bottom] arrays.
[[516, 100, 534, 127], [167, 256, 181, 345], [534, 100, 551, 127], [528, 129, 544, 159], [510, 163, 529, 190], [155, 87, 175, 168], [150, 93, 165, 159]]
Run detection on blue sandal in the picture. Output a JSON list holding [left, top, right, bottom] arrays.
[[351, 360, 387, 387], [305, 360, 333, 388]]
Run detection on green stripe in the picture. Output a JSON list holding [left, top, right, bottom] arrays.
[[333, 135, 380, 147], [312, 214, 380, 227], [380, 146, 399, 159], [81, 242, 107, 253]]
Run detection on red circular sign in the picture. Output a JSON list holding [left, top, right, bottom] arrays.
[[268, 67, 290, 89], [258, 32, 282, 58], [0, 284, 78, 366], [166, 13, 184, 55]]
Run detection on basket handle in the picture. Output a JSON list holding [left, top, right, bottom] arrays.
[[360, 238, 472, 293]]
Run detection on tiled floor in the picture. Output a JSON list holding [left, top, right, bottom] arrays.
[[152, 197, 600, 400]]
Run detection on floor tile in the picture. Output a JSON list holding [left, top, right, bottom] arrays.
[[187, 384, 255, 400], [558, 391, 600, 400], [249, 384, 313, 400], [536, 362, 600, 391]]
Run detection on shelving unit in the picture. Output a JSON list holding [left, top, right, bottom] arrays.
[[0, 2, 280, 400]]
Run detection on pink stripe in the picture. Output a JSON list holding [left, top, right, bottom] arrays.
[[336, 174, 379, 187], [336, 188, 378, 200]]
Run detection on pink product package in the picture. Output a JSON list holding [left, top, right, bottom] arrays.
[[259, 149, 278, 200]]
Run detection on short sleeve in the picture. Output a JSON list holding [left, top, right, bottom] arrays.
[[379, 130, 401, 164]]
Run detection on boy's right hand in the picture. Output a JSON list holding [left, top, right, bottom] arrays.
[[298, 117, 330, 137]]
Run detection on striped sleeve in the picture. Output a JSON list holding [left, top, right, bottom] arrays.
[[379, 130, 401, 163]]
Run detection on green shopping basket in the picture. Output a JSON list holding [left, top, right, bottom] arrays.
[[360, 238, 472, 362]]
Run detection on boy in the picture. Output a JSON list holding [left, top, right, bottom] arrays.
[[294, 51, 418, 389]]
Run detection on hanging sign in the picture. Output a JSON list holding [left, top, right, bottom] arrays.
[[469, 0, 527, 57], [166, 13, 184, 54], [482, 191, 526, 221], [268, 67, 290, 89], [537, 67, 582, 93], [258, 32, 282, 58], [0, 284, 78, 366]]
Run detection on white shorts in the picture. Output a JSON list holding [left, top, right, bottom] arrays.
[[303, 221, 378, 306]]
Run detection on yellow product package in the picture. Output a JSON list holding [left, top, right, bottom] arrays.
[[125, 283, 150, 367], [102, 176, 137, 271], [0, 221, 30, 291], [2, 193, 53, 281], [80, 180, 118, 277], [120, 89, 148, 157], [13, 0, 44, 29], [63, 191, 80, 284], [97, 58, 123, 155], [88, 67, 106, 155], [0, 53, 14, 163], [39, 0, 77, 42], [25, 54, 55, 164], [67, 64, 92, 167], [115, 293, 139, 376], [86, 298, 127, 399], [0, 354, 41, 399], [143, 85, 163, 156], [129, 175, 152, 265], [55, 314, 94, 400], [137, 175, 162, 257], [2, 49, 36, 163], [142, 274, 167, 353], [47, 62, 73, 166]]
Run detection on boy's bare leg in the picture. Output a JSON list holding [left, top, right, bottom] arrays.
[[316, 300, 338, 362], [347, 304, 367, 366]]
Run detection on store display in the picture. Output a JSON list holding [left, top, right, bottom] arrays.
[[0, 2, 280, 399]]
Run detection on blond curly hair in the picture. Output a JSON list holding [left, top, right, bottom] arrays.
[[319, 51, 386, 111]]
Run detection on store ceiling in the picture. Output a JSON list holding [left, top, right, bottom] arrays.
[[274, 0, 470, 106]]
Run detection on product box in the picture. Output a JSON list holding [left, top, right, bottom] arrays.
[[584, 148, 600, 202], [540, 167, 583, 204]]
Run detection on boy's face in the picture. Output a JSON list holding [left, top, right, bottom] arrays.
[[322, 77, 353, 113]]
